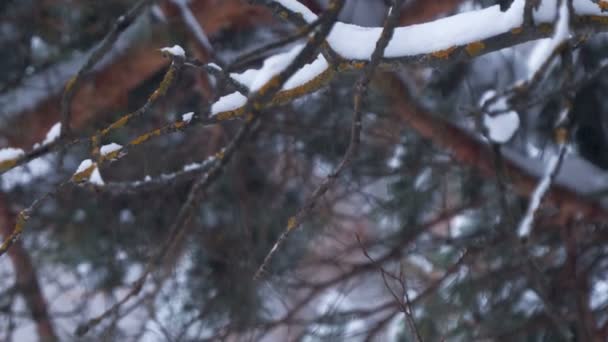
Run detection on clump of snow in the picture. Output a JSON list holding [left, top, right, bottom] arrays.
[[210, 92, 247, 116], [0, 148, 25, 163], [73, 159, 105, 185], [89, 167, 105, 185], [75, 159, 94, 174], [480, 90, 520, 143], [181, 112, 194, 123], [41, 122, 61, 146], [100, 142, 123, 156], [160, 45, 185, 58], [484, 113, 520, 143]]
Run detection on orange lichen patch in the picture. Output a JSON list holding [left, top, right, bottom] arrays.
[[245, 113, 255, 122], [554, 127, 568, 144], [465, 41, 485, 57], [589, 15, 608, 25], [511, 27, 523, 34], [599, 1, 608, 11], [0, 159, 18, 173], [287, 216, 297, 230], [173, 121, 186, 129], [431, 46, 457, 59], [72, 163, 96, 183], [350, 61, 367, 70]]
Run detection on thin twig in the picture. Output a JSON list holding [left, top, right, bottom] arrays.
[[59, 0, 156, 138], [253, 0, 402, 280]]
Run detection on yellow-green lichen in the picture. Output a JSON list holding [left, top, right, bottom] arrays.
[[287, 216, 297, 231], [130, 129, 161, 146], [65, 75, 78, 92], [149, 68, 175, 102], [511, 27, 523, 34], [465, 41, 485, 57], [216, 109, 245, 121], [0, 159, 17, 172]]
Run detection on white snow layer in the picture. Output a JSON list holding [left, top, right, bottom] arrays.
[[100, 142, 123, 156], [0, 148, 25, 163], [527, 0, 571, 76], [480, 90, 520, 143], [211, 46, 329, 116], [273, 0, 606, 61], [210, 92, 247, 116], [517, 154, 560, 237], [210, 0, 608, 116], [75, 159, 94, 174], [230, 45, 329, 91], [251, 44, 303, 92], [161, 45, 185, 57]]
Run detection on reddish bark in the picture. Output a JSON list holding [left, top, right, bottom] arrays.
[[400, 0, 466, 25], [382, 73, 608, 223], [7, 0, 272, 148], [0, 195, 58, 342]]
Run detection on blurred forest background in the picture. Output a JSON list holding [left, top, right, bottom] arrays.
[[2, 0, 608, 341]]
